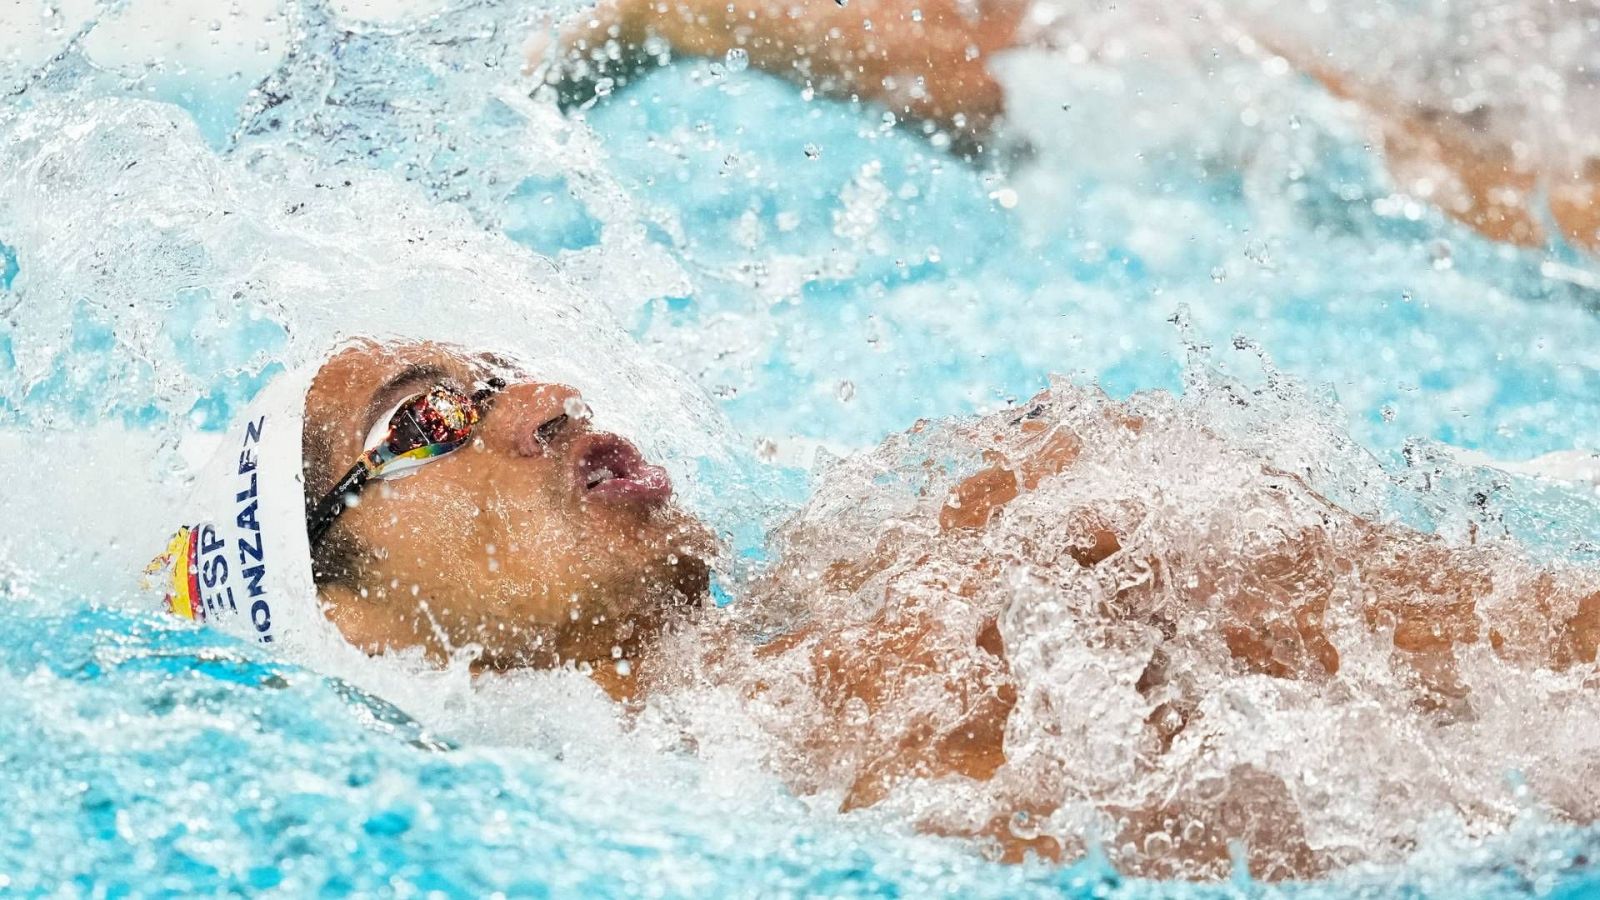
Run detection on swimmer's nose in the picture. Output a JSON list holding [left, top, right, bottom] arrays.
[[481, 381, 584, 457]]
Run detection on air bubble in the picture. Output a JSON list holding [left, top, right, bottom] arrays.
[[1008, 810, 1041, 840]]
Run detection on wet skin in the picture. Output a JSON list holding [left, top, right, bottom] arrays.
[[303, 341, 712, 692], [530, 0, 1027, 155]]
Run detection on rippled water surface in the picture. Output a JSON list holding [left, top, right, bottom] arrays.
[[4, 0, 1600, 895]]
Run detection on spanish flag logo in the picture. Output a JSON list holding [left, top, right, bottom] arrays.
[[143, 526, 204, 622]]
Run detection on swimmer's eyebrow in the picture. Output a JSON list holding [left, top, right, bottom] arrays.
[[359, 362, 450, 432]]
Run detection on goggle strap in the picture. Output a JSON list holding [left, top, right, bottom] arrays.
[[306, 462, 372, 548]]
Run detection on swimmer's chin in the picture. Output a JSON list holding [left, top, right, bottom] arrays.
[[483, 560, 706, 674]]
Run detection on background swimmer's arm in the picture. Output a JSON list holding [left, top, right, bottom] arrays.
[[527, 0, 1027, 153], [1260, 39, 1600, 253]]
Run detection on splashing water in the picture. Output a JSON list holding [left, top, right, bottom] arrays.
[[4, 0, 1600, 894], [686, 368, 1600, 879]]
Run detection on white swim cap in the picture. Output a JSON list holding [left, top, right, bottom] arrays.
[[144, 364, 340, 658]]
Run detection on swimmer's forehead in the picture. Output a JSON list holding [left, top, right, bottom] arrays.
[[317, 341, 527, 384], [308, 341, 529, 428]]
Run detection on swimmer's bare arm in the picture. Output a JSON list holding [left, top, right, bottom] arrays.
[[528, 0, 1026, 150], [1252, 39, 1600, 253]]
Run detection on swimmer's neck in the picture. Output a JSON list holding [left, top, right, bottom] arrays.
[[464, 642, 648, 703]]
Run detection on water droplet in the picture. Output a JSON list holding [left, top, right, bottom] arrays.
[[1210, 266, 1226, 283], [803, 143, 821, 160], [563, 397, 593, 421], [1143, 832, 1174, 857], [910, 7, 922, 21], [593, 77, 615, 97], [755, 437, 778, 461], [1428, 239, 1454, 270], [836, 380, 855, 402], [990, 187, 1018, 209], [1009, 810, 1041, 840], [724, 48, 749, 72], [1194, 771, 1229, 802]]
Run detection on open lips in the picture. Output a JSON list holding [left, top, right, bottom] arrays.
[[569, 433, 673, 505]]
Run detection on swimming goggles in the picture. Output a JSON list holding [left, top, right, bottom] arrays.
[[306, 379, 506, 548]]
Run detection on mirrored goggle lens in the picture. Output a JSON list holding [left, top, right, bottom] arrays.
[[364, 387, 481, 476]]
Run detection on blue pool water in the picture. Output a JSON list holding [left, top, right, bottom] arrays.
[[5, 0, 1600, 895]]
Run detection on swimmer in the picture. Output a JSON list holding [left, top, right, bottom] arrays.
[[525, 0, 1600, 253], [149, 338, 1600, 880]]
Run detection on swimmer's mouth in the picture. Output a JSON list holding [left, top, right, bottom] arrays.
[[570, 433, 673, 506]]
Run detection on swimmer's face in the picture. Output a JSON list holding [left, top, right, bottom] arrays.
[[303, 341, 712, 672]]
